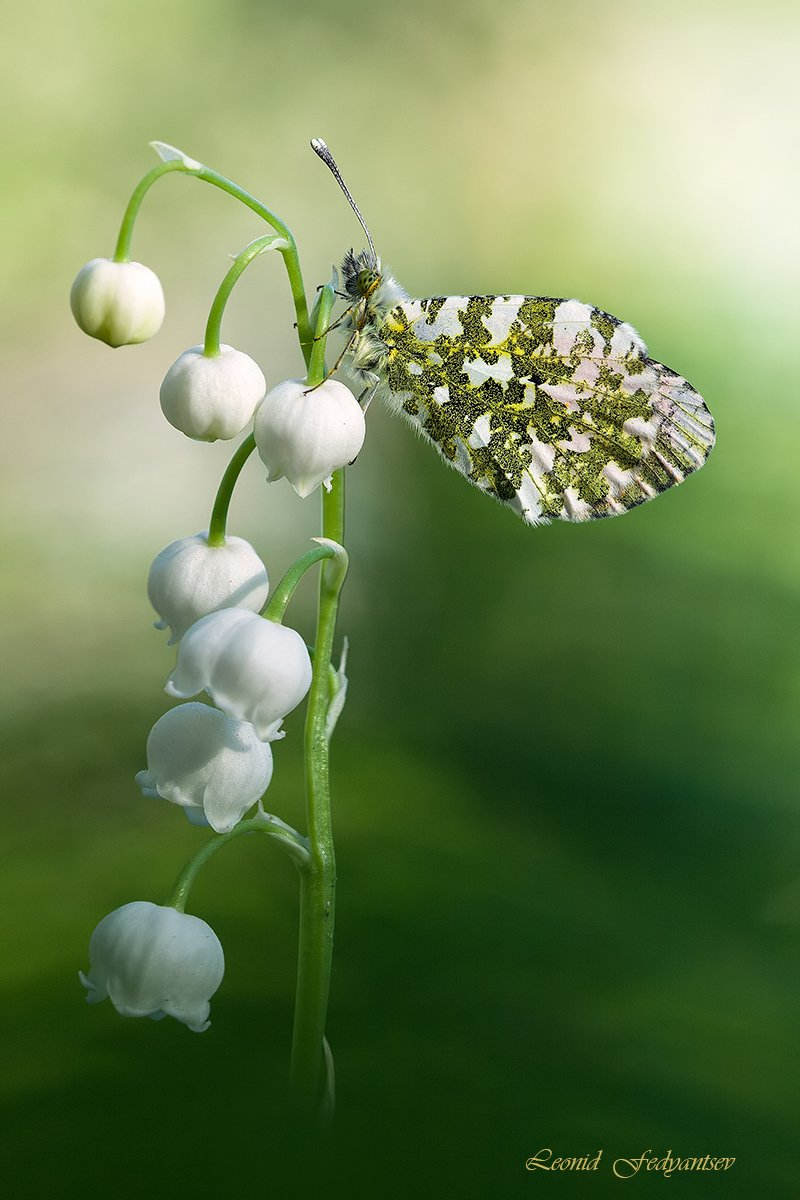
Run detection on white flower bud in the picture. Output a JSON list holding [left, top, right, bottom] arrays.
[[80, 901, 224, 1032], [147, 532, 269, 644], [136, 702, 273, 833], [254, 378, 366, 498], [160, 344, 266, 441], [165, 608, 312, 741], [69, 258, 165, 347]]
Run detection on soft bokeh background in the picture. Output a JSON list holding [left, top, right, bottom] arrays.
[[2, 1, 798, 1195]]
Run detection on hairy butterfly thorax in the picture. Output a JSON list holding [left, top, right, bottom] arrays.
[[311, 138, 715, 527], [338, 247, 407, 388]]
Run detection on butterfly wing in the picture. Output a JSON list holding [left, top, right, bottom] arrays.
[[373, 295, 714, 525]]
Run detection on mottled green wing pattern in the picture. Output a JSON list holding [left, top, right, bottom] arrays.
[[374, 295, 714, 525]]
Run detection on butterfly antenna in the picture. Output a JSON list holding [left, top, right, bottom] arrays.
[[311, 138, 378, 264]]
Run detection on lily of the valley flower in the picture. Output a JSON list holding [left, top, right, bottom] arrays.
[[254, 377, 366, 497], [160, 344, 266, 441], [165, 608, 312, 741], [147, 532, 269, 644], [136, 702, 273, 832], [80, 901, 224, 1032], [69, 258, 165, 347]]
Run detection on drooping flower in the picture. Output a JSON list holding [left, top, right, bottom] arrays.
[[147, 532, 269, 644], [69, 258, 165, 347], [80, 901, 224, 1032], [165, 608, 312, 741], [136, 702, 273, 833], [253, 377, 366, 497], [160, 344, 266, 441]]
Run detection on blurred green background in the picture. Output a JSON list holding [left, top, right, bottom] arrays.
[[2, 0, 798, 1195]]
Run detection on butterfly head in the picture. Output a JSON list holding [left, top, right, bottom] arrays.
[[312, 140, 407, 321], [341, 248, 382, 302]]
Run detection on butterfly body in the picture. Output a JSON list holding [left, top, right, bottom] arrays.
[[338, 249, 714, 526]]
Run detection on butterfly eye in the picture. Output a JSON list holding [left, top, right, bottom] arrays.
[[356, 268, 380, 297]]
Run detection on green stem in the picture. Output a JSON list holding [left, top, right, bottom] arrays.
[[168, 812, 310, 912], [112, 149, 313, 367], [289, 470, 345, 1124], [263, 540, 348, 624], [204, 234, 289, 357], [288, 277, 346, 1125], [113, 161, 185, 262], [207, 433, 257, 547], [307, 273, 337, 386]]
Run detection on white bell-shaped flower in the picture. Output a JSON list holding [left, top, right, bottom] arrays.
[[165, 608, 312, 741], [254, 377, 366, 497], [80, 901, 224, 1032], [160, 344, 266, 441], [136, 702, 273, 833], [70, 258, 165, 347], [147, 532, 269, 644]]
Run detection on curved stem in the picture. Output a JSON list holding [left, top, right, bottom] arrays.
[[112, 148, 314, 367], [192, 166, 310, 353], [113, 161, 185, 262], [207, 434, 257, 547], [168, 812, 310, 912], [263, 539, 348, 624], [204, 234, 289, 357]]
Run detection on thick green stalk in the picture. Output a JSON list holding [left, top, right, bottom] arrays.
[[289, 470, 345, 1122], [288, 276, 345, 1124]]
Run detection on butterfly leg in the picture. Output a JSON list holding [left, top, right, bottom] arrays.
[[313, 283, 349, 299], [303, 330, 358, 393], [357, 375, 380, 414], [342, 377, 379, 466], [309, 304, 356, 342]]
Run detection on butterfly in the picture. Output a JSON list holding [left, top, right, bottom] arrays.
[[312, 139, 714, 527]]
